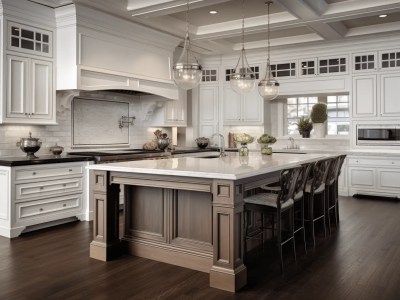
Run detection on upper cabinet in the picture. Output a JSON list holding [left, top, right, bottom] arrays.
[[55, 4, 179, 100], [164, 90, 187, 126], [198, 85, 219, 138], [223, 85, 263, 125], [299, 55, 348, 77], [352, 73, 400, 118], [1, 2, 56, 125]]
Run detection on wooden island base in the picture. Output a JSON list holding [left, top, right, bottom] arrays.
[[89, 169, 279, 292], [88, 153, 330, 292]]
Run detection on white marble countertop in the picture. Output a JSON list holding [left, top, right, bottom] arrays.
[[273, 148, 400, 157], [88, 152, 333, 180]]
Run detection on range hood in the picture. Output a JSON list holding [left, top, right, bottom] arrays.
[[55, 4, 181, 101]]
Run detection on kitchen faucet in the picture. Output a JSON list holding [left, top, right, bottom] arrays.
[[211, 133, 226, 157]]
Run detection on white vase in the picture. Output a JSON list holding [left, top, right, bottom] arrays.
[[313, 122, 326, 138]]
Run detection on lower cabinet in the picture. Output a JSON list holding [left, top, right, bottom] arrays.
[[0, 161, 91, 238], [348, 156, 400, 198]]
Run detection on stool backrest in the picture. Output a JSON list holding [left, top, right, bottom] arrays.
[[335, 154, 347, 178], [326, 156, 340, 186], [277, 166, 301, 209], [294, 162, 314, 200], [311, 158, 332, 195]]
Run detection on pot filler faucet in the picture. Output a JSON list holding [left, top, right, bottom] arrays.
[[211, 133, 226, 157]]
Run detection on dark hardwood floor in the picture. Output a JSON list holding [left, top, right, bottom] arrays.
[[1, 196, 400, 300]]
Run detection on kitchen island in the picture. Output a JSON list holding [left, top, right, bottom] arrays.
[[88, 152, 330, 292]]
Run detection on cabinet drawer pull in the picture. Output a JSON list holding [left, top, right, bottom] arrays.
[[40, 186, 44, 190], [63, 204, 67, 207], [69, 169, 73, 172], [32, 172, 37, 175], [39, 208, 43, 212], [63, 184, 67, 187]]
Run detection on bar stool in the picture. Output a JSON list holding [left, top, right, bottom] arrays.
[[304, 158, 333, 248], [261, 162, 314, 254], [243, 166, 302, 274], [329, 154, 347, 226], [324, 156, 340, 234]]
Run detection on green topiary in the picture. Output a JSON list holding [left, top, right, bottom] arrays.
[[310, 103, 327, 123], [297, 116, 313, 133]]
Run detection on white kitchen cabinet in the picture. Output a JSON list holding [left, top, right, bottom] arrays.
[[299, 55, 348, 77], [380, 73, 400, 117], [352, 75, 377, 117], [223, 85, 263, 125], [352, 73, 400, 118], [198, 85, 219, 138], [0, 162, 91, 238], [352, 52, 377, 73], [164, 90, 187, 126], [347, 156, 400, 198], [5, 55, 54, 124]]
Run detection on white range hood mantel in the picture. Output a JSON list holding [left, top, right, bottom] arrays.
[[55, 3, 180, 101]]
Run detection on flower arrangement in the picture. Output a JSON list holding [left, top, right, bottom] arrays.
[[233, 133, 254, 145], [257, 133, 276, 145], [257, 133, 276, 155], [233, 133, 254, 156]]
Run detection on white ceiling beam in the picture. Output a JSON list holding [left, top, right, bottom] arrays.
[[275, 0, 323, 20], [308, 21, 348, 40], [127, 0, 231, 18], [346, 21, 400, 37], [234, 33, 324, 51]]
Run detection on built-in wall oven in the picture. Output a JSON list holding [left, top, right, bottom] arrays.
[[357, 125, 400, 146]]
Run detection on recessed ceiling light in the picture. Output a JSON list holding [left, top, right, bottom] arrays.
[[379, 14, 388, 18], [209, 10, 218, 14]]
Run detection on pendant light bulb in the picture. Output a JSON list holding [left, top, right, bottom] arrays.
[[230, 0, 255, 95], [172, 0, 202, 90], [258, 1, 279, 100]]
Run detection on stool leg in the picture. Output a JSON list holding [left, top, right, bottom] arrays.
[[322, 193, 327, 239], [327, 187, 332, 234], [291, 208, 297, 264], [301, 197, 307, 254], [278, 213, 283, 274]]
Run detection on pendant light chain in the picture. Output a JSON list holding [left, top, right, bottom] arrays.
[[267, 1, 271, 63], [241, 0, 245, 51], [185, 0, 189, 65]]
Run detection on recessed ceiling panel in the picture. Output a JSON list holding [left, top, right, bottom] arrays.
[[325, 0, 350, 4], [342, 12, 400, 29], [225, 26, 313, 43], [170, 0, 285, 27]]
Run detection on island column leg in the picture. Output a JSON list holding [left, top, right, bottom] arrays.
[[210, 180, 247, 292], [89, 170, 121, 261]]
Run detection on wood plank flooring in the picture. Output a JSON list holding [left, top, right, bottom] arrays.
[[1, 196, 400, 300]]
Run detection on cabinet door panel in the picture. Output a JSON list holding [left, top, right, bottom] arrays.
[[199, 123, 217, 139], [243, 88, 262, 123], [349, 167, 375, 187], [199, 86, 218, 123], [223, 86, 241, 123], [378, 169, 400, 189], [31, 59, 53, 119], [380, 73, 400, 117], [352, 75, 376, 117], [7, 55, 29, 117]]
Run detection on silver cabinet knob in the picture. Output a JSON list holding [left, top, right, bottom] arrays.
[[40, 186, 44, 190], [32, 172, 36, 175], [39, 208, 43, 211], [63, 204, 67, 207]]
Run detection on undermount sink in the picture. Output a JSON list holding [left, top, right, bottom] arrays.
[[198, 155, 221, 159]]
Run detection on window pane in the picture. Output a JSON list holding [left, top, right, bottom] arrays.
[[298, 97, 308, 104], [298, 104, 308, 116], [287, 105, 297, 118], [309, 97, 318, 104], [21, 39, 34, 50], [287, 98, 297, 105], [21, 29, 34, 39]]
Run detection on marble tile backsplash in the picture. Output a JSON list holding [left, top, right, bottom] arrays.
[[0, 93, 171, 157]]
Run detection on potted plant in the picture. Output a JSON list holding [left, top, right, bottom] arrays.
[[297, 117, 313, 138], [310, 103, 327, 138], [257, 133, 276, 155]]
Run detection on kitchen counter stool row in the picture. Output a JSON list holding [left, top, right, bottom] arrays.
[[243, 154, 346, 273]]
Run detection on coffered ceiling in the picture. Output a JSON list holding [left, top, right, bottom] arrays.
[[31, 0, 400, 55]]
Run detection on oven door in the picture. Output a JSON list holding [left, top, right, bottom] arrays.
[[357, 125, 400, 145]]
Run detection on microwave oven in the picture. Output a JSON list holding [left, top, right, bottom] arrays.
[[357, 125, 400, 145]]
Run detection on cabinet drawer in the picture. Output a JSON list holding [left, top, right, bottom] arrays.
[[15, 165, 83, 181], [15, 177, 83, 200], [348, 158, 400, 167], [16, 194, 81, 220]]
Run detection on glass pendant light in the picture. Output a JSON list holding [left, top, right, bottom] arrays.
[[172, 0, 202, 90], [230, 0, 256, 95], [258, 1, 279, 100]]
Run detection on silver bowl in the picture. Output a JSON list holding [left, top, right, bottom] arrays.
[[49, 144, 64, 156], [195, 137, 209, 149], [16, 132, 41, 158], [157, 138, 170, 151]]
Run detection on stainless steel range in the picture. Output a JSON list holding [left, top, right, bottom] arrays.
[[68, 149, 170, 163]]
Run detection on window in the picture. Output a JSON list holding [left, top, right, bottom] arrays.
[[381, 50, 400, 69], [287, 97, 318, 135], [225, 66, 260, 81], [327, 95, 350, 135], [9, 22, 52, 56], [286, 95, 349, 136], [271, 62, 296, 78], [202, 69, 217, 82]]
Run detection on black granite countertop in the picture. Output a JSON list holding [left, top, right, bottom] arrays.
[[0, 154, 94, 167]]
